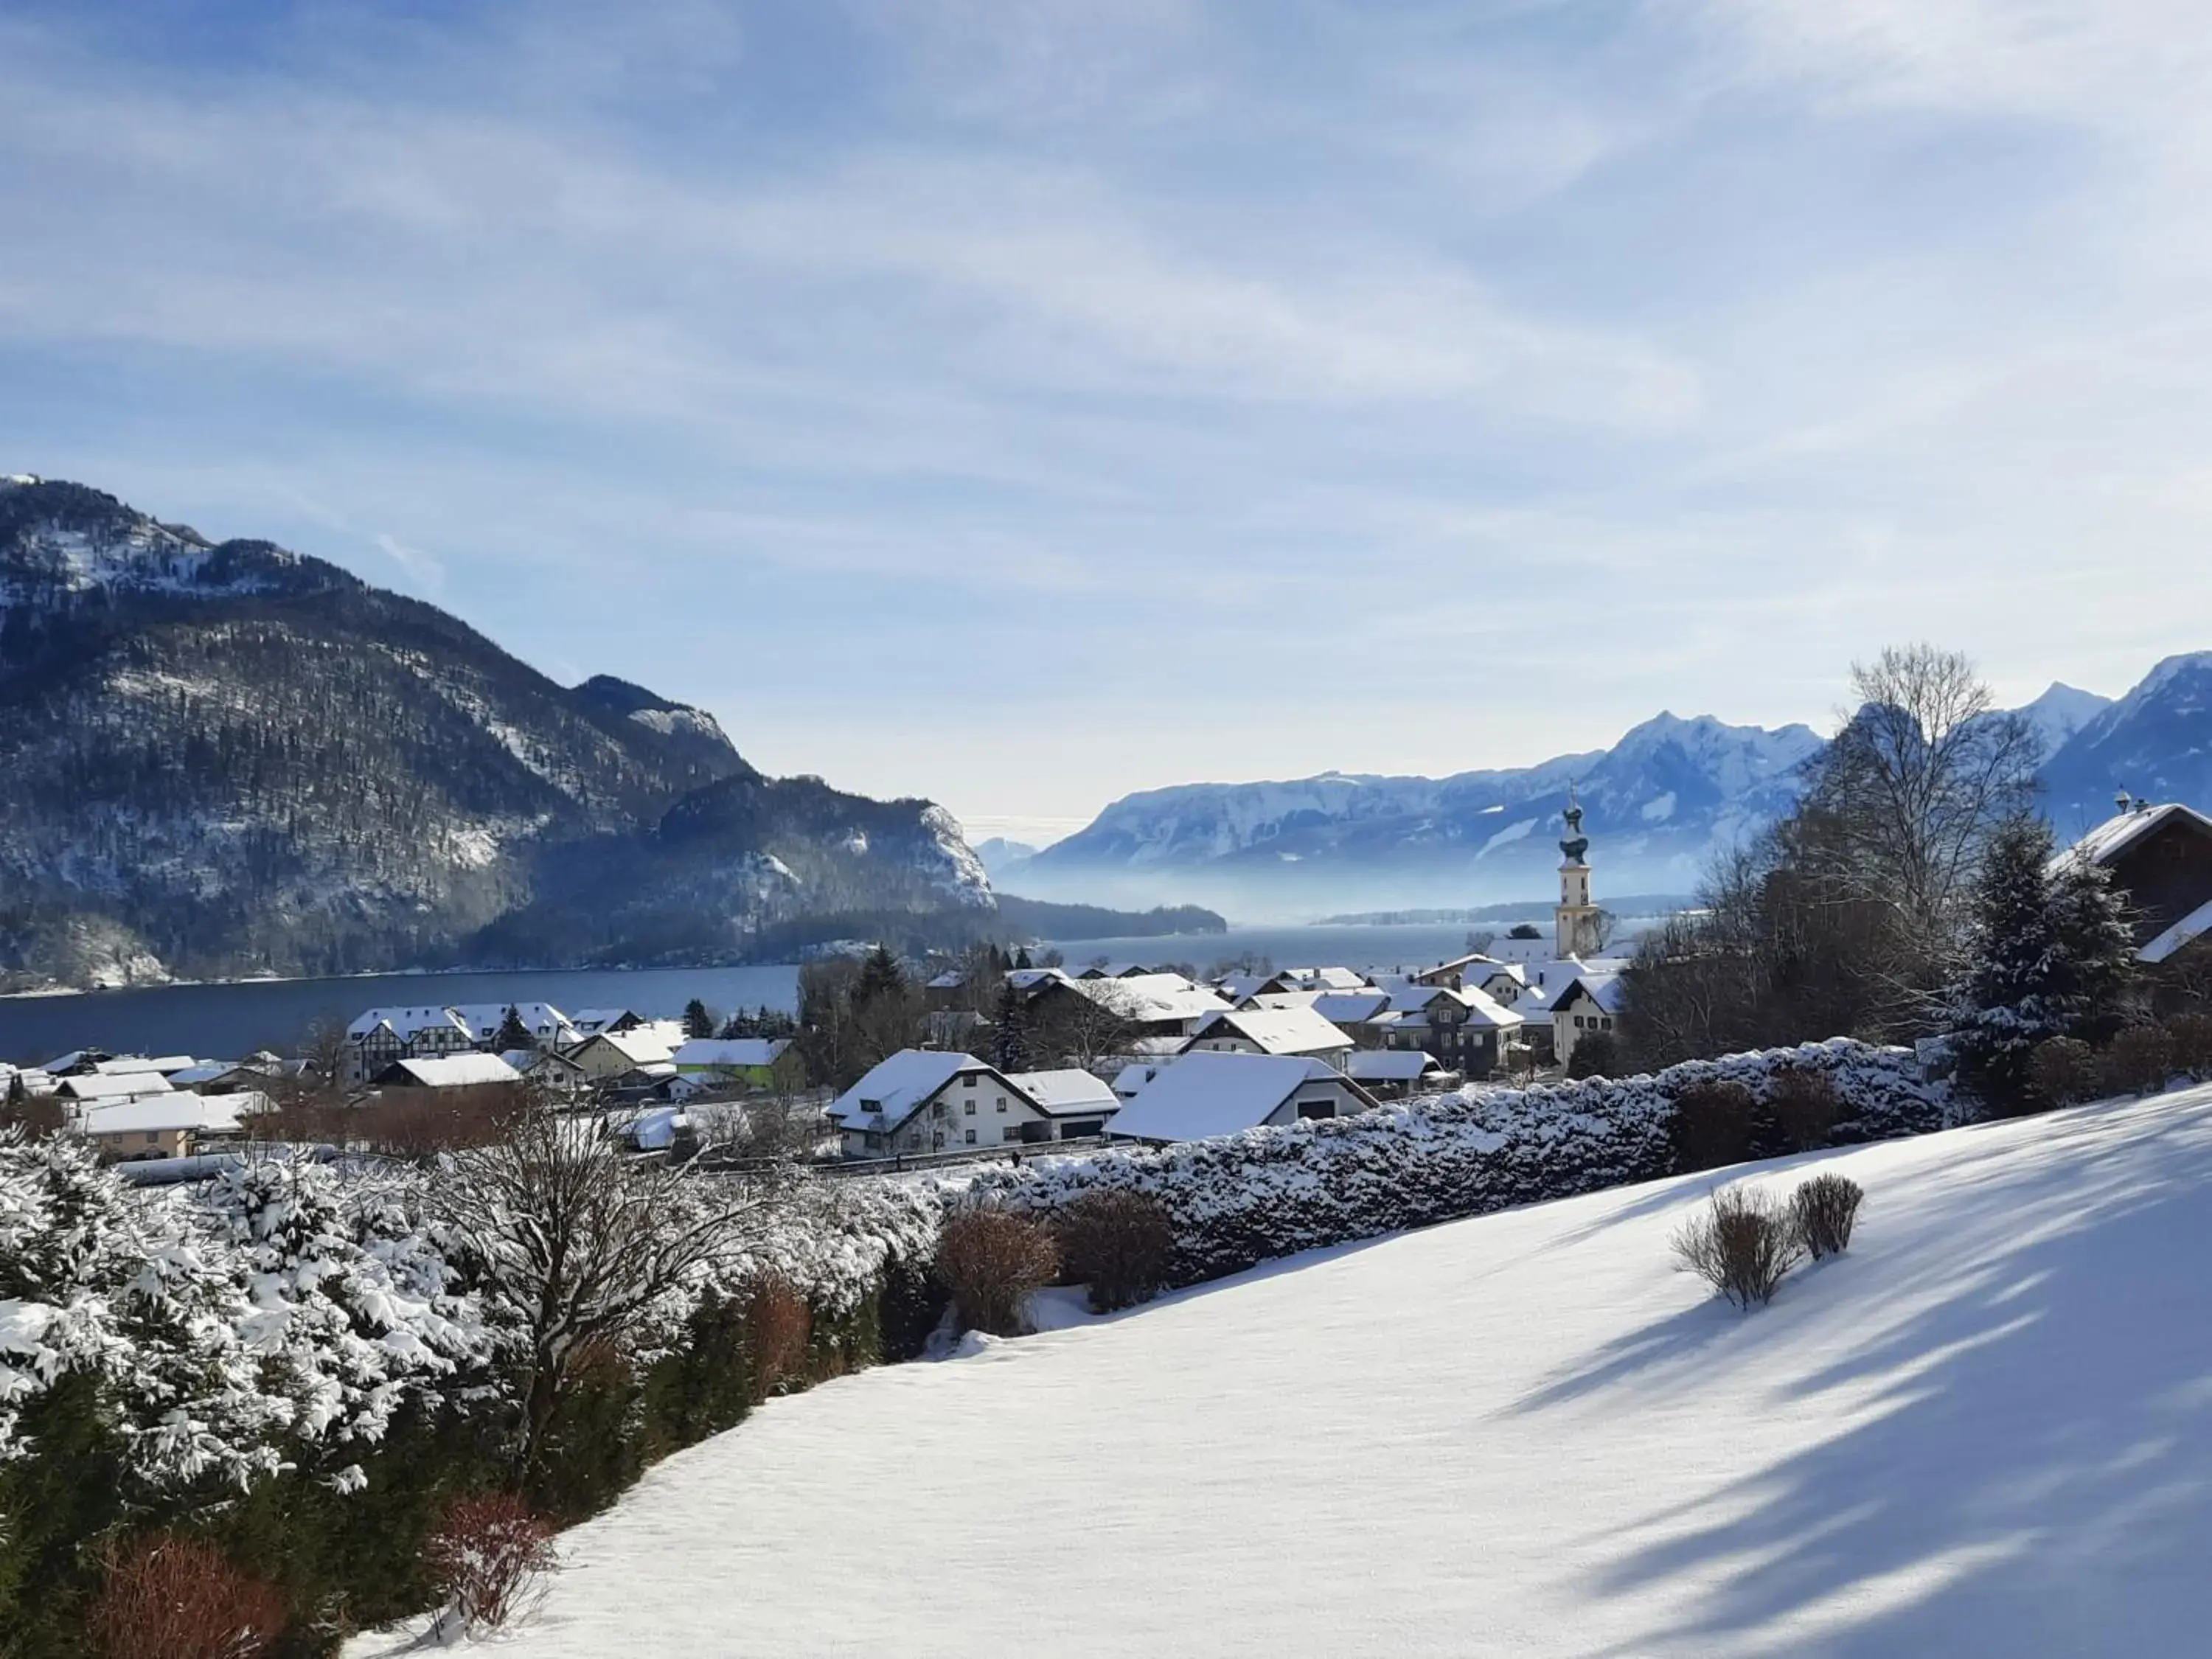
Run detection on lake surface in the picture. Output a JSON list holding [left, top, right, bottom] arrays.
[[0, 964, 800, 1068], [0, 923, 1545, 1066]]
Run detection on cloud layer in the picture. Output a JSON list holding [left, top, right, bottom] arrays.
[[2, 0, 2207, 838]]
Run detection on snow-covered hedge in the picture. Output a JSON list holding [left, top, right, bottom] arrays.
[[939, 1040, 1942, 1287]]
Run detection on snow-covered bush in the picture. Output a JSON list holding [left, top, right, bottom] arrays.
[[1672, 1186, 1801, 1309], [1790, 1173, 1863, 1259], [423, 1492, 557, 1636], [939, 1040, 1938, 1290]]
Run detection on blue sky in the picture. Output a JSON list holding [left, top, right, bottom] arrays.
[[4, 0, 2208, 847]]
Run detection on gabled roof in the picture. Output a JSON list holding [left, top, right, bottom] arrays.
[[1189, 1006, 1354, 1057], [58, 1071, 175, 1100], [1074, 973, 1233, 1025], [1107, 1051, 1370, 1142], [673, 1037, 792, 1069], [450, 1002, 578, 1042], [83, 1093, 243, 1137], [92, 1054, 195, 1076], [347, 1005, 470, 1041], [1005, 1068, 1120, 1115], [379, 1053, 524, 1089], [2056, 801, 2212, 872], [1312, 990, 1394, 1026], [573, 1029, 677, 1066], [569, 1007, 646, 1034], [1344, 1050, 1444, 1082], [1554, 972, 1628, 1015], [827, 1051, 1012, 1131], [2141, 897, 2212, 965], [1382, 983, 1525, 1029]]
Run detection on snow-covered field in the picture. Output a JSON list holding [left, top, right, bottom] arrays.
[[355, 1085, 2212, 1658]]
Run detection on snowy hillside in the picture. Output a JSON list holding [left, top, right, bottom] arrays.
[[363, 1084, 2212, 1658]]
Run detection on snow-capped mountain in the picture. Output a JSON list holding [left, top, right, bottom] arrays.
[[0, 477, 991, 987], [2041, 653, 2212, 835], [1021, 665, 2209, 919], [1021, 712, 1823, 917]]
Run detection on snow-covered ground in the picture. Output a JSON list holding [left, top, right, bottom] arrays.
[[352, 1085, 2212, 1658]]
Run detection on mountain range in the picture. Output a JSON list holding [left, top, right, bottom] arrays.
[[0, 477, 991, 990], [998, 668, 2210, 919]]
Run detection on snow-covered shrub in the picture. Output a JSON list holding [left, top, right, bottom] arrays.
[[1672, 1187, 1801, 1309], [936, 1211, 1059, 1337], [2028, 1037, 2099, 1108], [1053, 1191, 1175, 1313], [2101, 1026, 2177, 1096], [1670, 1080, 1756, 1172], [1790, 1174, 1863, 1259], [1767, 1067, 1840, 1152], [88, 1532, 286, 1659], [937, 1040, 1937, 1290], [423, 1492, 557, 1636]]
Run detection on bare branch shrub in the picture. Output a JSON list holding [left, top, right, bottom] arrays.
[[1670, 1080, 1756, 1173], [90, 1533, 286, 1659], [1672, 1186, 1801, 1309], [356, 1082, 527, 1160], [743, 1276, 813, 1401], [2166, 1012, 2212, 1080], [1790, 1173, 1864, 1259], [424, 1492, 559, 1636], [1053, 1190, 1175, 1312], [2027, 1036, 2099, 1108], [935, 1209, 1060, 1336], [1767, 1068, 1840, 1152], [2101, 1025, 2177, 1097]]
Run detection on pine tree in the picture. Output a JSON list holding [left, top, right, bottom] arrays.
[[855, 947, 905, 1008], [1014, 946, 1034, 971], [991, 980, 1033, 1074], [683, 998, 716, 1040], [1950, 814, 2136, 1113], [494, 1004, 534, 1051]]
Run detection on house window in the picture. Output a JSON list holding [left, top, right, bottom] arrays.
[[1601, 1018, 1613, 1030], [964, 1129, 976, 1145], [996, 1098, 1007, 1112], [964, 1100, 975, 1115], [144, 1131, 159, 1144], [1296, 1101, 1335, 1120], [963, 1074, 976, 1088], [1001, 1126, 1020, 1142]]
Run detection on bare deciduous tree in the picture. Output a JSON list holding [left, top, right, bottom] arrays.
[[1032, 981, 1142, 1071], [437, 1099, 793, 1479]]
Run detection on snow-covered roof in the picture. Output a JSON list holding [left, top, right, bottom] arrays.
[[1344, 1051, 1442, 1082], [164, 1062, 239, 1088], [1373, 984, 1526, 1029], [2054, 801, 2212, 872], [380, 1053, 524, 1089], [569, 1007, 644, 1034], [1211, 973, 1269, 1001], [58, 1071, 175, 1100], [1189, 1006, 1354, 1057], [1557, 973, 1628, 1015], [576, 1029, 677, 1066], [1074, 973, 1232, 1025], [1267, 967, 1372, 992], [1241, 989, 1334, 1012], [1005, 1068, 1120, 1116], [925, 970, 968, 990], [83, 1093, 243, 1137], [829, 1050, 1001, 1130], [449, 1002, 577, 1041], [1107, 1051, 1363, 1142], [92, 1054, 195, 1076], [672, 1038, 791, 1070], [1312, 990, 1394, 1026], [2140, 897, 2212, 965], [347, 1005, 470, 1041]]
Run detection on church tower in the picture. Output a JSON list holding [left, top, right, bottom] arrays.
[[1555, 790, 1602, 959]]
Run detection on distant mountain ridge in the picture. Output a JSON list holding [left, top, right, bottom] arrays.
[[0, 476, 990, 990], [1006, 662, 2206, 919]]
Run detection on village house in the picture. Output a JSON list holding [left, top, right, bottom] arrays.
[[1004, 1068, 1121, 1138], [826, 1051, 1054, 1157], [564, 1028, 679, 1083], [449, 1002, 580, 1053], [1364, 984, 1524, 1080], [569, 1008, 650, 1037], [1183, 1006, 1356, 1069], [1343, 1049, 1455, 1098], [79, 1093, 244, 1162], [372, 1052, 526, 1091], [344, 1006, 475, 1086], [1106, 1051, 1380, 1143], [671, 1037, 807, 1093], [2058, 798, 2212, 973], [55, 1070, 175, 1105], [1550, 973, 1627, 1072]]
